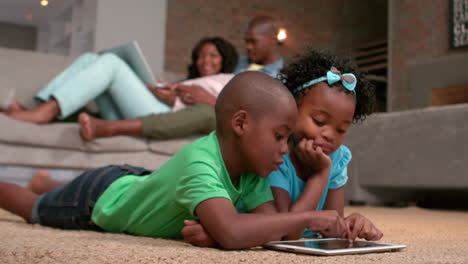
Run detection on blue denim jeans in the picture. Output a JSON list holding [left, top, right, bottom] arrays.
[[31, 165, 151, 230]]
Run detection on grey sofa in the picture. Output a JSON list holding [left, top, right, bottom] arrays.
[[344, 103, 468, 206], [0, 47, 195, 184]]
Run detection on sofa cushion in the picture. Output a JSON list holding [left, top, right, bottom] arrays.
[[0, 143, 170, 171], [148, 136, 201, 155], [0, 114, 148, 152]]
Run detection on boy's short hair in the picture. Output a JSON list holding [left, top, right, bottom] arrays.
[[215, 71, 293, 134]]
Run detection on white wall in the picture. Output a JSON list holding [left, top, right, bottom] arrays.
[[94, 0, 167, 73]]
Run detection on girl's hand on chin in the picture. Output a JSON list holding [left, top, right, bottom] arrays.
[[296, 138, 332, 175]]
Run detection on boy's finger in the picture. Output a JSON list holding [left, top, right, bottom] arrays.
[[349, 218, 363, 241], [376, 229, 384, 240], [368, 224, 383, 241], [181, 224, 201, 237], [343, 218, 351, 240], [181, 226, 194, 237], [183, 219, 199, 226], [349, 223, 360, 241], [183, 233, 203, 246], [358, 221, 372, 240], [342, 219, 350, 241]]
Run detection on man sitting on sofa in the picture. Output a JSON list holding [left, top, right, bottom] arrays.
[[78, 15, 284, 141], [233, 15, 283, 78]]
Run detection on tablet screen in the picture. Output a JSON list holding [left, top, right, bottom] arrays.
[[279, 239, 388, 250], [264, 238, 407, 256]]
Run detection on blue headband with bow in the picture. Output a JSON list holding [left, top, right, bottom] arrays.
[[292, 66, 357, 95]]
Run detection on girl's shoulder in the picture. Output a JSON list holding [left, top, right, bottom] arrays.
[[330, 145, 352, 171]]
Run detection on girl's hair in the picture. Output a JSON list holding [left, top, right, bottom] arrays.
[[278, 48, 376, 123], [187, 37, 239, 79]]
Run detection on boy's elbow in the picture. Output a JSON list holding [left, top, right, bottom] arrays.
[[216, 230, 245, 250], [216, 228, 282, 250], [215, 226, 255, 250], [218, 241, 242, 250]]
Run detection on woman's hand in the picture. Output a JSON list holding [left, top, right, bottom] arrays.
[[295, 138, 332, 177], [176, 85, 216, 106], [345, 213, 383, 241], [147, 83, 177, 107]]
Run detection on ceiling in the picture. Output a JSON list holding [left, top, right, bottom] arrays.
[[0, 0, 74, 27]]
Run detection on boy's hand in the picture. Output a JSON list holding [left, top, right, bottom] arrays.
[[296, 138, 332, 175], [345, 213, 383, 241], [181, 220, 219, 247], [309, 210, 349, 239]]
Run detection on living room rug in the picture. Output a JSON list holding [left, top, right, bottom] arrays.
[[1, 206, 467, 264]]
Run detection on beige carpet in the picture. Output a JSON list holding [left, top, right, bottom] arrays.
[[1, 206, 467, 264]]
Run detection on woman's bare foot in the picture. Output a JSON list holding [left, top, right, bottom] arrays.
[[79, 113, 114, 141], [6, 100, 60, 124], [1, 99, 25, 112], [8, 99, 26, 112], [27, 169, 64, 195]]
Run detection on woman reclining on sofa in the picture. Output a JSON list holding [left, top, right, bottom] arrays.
[[3, 37, 238, 140]]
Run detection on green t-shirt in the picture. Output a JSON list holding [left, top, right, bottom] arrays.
[[91, 131, 273, 238]]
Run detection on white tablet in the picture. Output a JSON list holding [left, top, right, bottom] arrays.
[[100, 41, 164, 87], [264, 238, 407, 256]]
